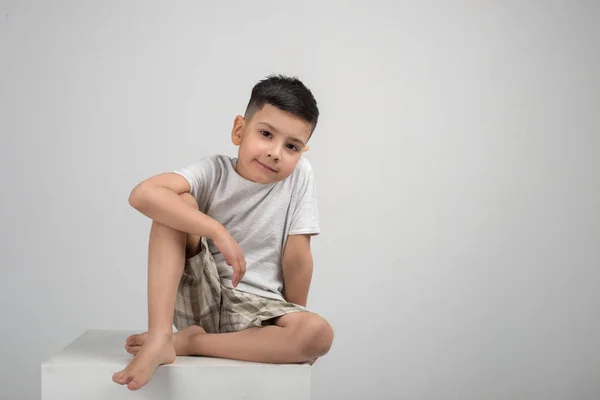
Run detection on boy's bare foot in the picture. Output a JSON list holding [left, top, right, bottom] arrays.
[[124, 325, 206, 357], [112, 332, 176, 391]]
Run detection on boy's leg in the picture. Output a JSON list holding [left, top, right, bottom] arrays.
[[127, 311, 334, 364], [112, 193, 200, 391], [191, 311, 334, 363]]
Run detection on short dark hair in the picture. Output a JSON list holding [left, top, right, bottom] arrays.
[[244, 74, 319, 131]]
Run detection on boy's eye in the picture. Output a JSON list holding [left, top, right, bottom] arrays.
[[286, 144, 299, 152], [260, 130, 272, 138]]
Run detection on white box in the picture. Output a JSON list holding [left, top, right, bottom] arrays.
[[42, 329, 311, 400]]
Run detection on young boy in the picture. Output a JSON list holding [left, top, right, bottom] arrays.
[[112, 75, 334, 391]]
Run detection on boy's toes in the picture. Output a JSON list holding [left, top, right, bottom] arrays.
[[113, 367, 136, 385], [125, 345, 141, 355], [127, 333, 147, 346], [112, 371, 126, 384], [116, 369, 135, 385], [128, 377, 144, 391], [123, 373, 135, 386], [125, 334, 135, 346]]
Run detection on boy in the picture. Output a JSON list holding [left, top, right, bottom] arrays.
[[112, 75, 334, 391]]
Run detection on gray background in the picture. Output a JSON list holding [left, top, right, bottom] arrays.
[[1, 1, 599, 399]]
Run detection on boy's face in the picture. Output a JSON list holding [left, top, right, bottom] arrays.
[[231, 104, 313, 184]]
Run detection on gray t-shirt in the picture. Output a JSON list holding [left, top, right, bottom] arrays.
[[174, 154, 320, 301]]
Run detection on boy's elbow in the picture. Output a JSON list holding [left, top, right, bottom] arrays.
[[129, 173, 190, 210]]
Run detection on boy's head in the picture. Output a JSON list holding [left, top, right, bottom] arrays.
[[231, 74, 319, 184]]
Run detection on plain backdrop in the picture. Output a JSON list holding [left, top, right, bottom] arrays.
[[1, 1, 599, 399]]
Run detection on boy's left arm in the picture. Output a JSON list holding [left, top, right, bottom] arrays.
[[282, 234, 314, 307]]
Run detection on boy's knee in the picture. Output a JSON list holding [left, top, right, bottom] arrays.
[[296, 315, 334, 359], [313, 318, 334, 356]]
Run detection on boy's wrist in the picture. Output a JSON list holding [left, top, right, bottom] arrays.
[[206, 219, 227, 241]]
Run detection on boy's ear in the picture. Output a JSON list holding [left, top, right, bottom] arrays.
[[302, 145, 310, 152], [231, 115, 245, 145]]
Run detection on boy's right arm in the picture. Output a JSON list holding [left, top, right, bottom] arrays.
[[128, 172, 246, 286], [128, 172, 222, 239]]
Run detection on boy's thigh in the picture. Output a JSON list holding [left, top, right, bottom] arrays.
[[273, 310, 328, 329], [219, 289, 306, 333]]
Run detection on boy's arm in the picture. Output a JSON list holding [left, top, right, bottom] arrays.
[[129, 172, 224, 239], [282, 234, 314, 307], [130, 172, 247, 286]]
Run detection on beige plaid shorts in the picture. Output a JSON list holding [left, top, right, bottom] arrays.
[[173, 237, 306, 333]]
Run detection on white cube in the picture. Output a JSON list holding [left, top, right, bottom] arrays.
[[42, 329, 311, 400]]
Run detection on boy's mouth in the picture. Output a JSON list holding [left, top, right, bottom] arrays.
[[255, 160, 278, 173]]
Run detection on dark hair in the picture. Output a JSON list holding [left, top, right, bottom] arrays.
[[244, 74, 319, 131]]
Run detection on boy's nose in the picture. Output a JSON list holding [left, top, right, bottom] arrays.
[[267, 147, 281, 161]]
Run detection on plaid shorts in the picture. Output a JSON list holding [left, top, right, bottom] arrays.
[[173, 237, 307, 333]]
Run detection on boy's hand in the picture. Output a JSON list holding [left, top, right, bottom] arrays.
[[212, 230, 246, 287]]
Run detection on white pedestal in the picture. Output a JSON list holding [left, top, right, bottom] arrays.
[[41, 329, 311, 400]]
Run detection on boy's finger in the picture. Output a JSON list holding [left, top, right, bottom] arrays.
[[236, 262, 243, 286], [232, 266, 239, 287], [238, 259, 246, 280]]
